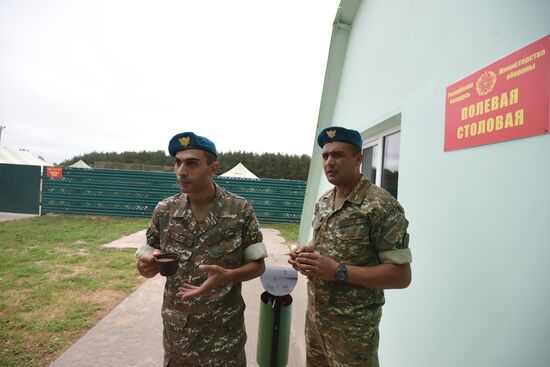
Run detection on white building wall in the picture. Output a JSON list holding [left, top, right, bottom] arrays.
[[305, 0, 550, 365]]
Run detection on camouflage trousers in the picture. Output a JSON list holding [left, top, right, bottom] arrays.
[[305, 306, 382, 367], [162, 308, 246, 367], [164, 350, 246, 367]]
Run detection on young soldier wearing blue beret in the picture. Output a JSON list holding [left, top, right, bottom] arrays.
[[289, 126, 412, 367], [136, 132, 267, 367]]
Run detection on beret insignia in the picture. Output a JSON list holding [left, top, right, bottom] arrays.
[[178, 136, 190, 147], [326, 129, 337, 138]]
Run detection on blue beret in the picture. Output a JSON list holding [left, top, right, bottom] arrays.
[[168, 132, 217, 157], [317, 126, 362, 150]]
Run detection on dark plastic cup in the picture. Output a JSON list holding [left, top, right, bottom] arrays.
[[155, 253, 180, 276]]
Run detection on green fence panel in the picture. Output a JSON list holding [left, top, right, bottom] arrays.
[[0, 163, 41, 214], [41, 167, 305, 223]]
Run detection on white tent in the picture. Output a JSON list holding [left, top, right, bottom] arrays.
[[220, 162, 259, 179], [0, 147, 52, 167], [69, 159, 92, 168]]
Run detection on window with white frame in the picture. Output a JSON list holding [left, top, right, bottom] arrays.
[[361, 126, 401, 198]]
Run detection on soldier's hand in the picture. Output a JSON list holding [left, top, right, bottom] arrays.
[[288, 242, 315, 273], [295, 252, 338, 281], [176, 264, 230, 299], [137, 251, 161, 278]]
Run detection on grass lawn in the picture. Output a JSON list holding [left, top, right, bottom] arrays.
[[0, 214, 299, 367], [0, 214, 149, 367]]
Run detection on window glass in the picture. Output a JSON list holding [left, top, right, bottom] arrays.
[[361, 144, 378, 183], [381, 131, 400, 198]]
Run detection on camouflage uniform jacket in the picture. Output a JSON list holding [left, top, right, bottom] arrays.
[[146, 184, 265, 364], [309, 176, 411, 325]]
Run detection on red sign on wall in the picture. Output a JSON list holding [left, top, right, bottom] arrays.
[[46, 167, 63, 178], [444, 35, 549, 151]]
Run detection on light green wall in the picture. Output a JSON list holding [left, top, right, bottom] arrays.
[[302, 0, 550, 365]]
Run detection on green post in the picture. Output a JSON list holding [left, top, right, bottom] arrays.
[[256, 292, 293, 367]]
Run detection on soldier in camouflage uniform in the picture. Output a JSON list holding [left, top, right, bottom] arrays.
[[289, 126, 412, 367], [136, 132, 267, 367]]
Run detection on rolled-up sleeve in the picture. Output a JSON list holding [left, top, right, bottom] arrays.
[[241, 202, 267, 263], [244, 242, 267, 262], [374, 206, 412, 265], [135, 202, 163, 258], [135, 243, 157, 259], [146, 220, 160, 249]]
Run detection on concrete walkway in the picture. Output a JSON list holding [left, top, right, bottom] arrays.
[[0, 212, 38, 222], [49, 228, 307, 367]]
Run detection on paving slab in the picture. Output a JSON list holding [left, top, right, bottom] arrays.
[[102, 229, 147, 249], [50, 228, 307, 367], [0, 212, 38, 222], [49, 275, 165, 367]]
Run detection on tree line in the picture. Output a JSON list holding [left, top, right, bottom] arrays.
[[61, 150, 311, 181]]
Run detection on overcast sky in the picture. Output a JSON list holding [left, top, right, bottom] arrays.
[[0, 0, 339, 164]]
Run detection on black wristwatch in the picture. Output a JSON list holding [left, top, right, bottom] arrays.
[[335, 262, 347, 282]]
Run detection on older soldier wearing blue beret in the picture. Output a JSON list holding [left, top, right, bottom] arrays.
[[136, 132, 267, 367], [289, 126, 412, 367]]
